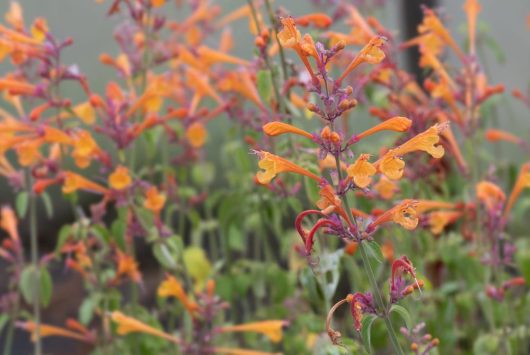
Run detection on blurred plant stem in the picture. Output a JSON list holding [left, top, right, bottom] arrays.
[[26, 170, 42, 355], [2, 293, 20, 355]]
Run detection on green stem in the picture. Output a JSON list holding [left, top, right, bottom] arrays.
[[27, 172, 42, 355], [2, 293, 20, 355]]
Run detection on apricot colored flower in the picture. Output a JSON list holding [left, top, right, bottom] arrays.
[[463, 0, 481, 54], [346, 154, 376, 188], [376, 123, 446, 180], [144, 186, 166, 212], [374, 176, 398, 200], [18, 321, 91, 343], [418, 8, 464, 59], [428, 210, 463, 235], [72, 130, 99, 168], [0, 206, 18, 241], [158, 275, 199, 314], [504, 163, 530, 217], [476, 181, 506, 211], [186, 122, 207, 148], [263, 122, 313, 139], [415, 200, 456, 214], [219, 320, 287, 343], [295, 13, 332, 28], [337, 36, 386, 85], [110, 311, 180, 344], [108, 165, 132, 190], [115, 249, 142, 283], [62, 172, 108, 194], [255, 151, 320, 184], [355, 116, 411, 141], [16, 140, 42, 167], [367, 199, 419, 232], [218, 71, 264, 110], [73, 102, 96, 125], [316, 184, 349, 223], [196, 45, 249, 67], [485, 129, 522, 145]]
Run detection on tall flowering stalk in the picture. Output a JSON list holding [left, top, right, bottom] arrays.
[[254, 11, 449, 353]]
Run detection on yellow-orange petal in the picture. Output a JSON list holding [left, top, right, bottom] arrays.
[[346, 154, 376, 188], [255, 151, 320, 184], [110, 311, 180, 344], [157, 275, 199, 314], [428, 210, 463, 235], [144, 186, 166, 212], [476, 181, 506, 211], [108, 165, 132, 190], [263, 122, 313, 139], [186, 122, 207, 148], [369, 199, 419, 231], [504, 163, 530, 217], [485, 129, 521, 145]]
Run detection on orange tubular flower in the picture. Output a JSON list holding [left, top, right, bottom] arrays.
[[108, 165, 132, 190], [355, 116, 412, 141], [196, 45, 249, 67], [485, 129, 522, 145], [476, 181, 506, 211], [428, 210, 463, 235], [186, 122, 207, 148], [419, 8, 465, 60], [346, 154, 376, 188], [262, 122, 313, 139], [463, 0, 481, 55], [504, 163, 530, 218], [218, 71, 265, 111], [316, 184, 350, 223], [255, 151, 321, 184], [374, 176, 398, 200], [436, 112, 468, 172], [277, 17, 318, 84], [366, 199, 419, 233], [376, 123, 447, 180], [218, 320, 287, 343], [18, 321, 92, 343], [0, 206, 19, 241], [115, 249, 142, 284], [157, 275, 199, 315], [295, 13, 332, 29], [62, 172, 108, 195], [144, 186, 166, 212], [110, 311, 180, 345], [0, 78, 35, 95], [336, 36, 386, 86], [415, 200, 456, 214]]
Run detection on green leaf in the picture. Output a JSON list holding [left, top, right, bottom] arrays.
[[40, 191, 54, 218], [365, 241, 384, 264], [153, 243, 178, 269], [40, 267, 53, 307], [360, 314, 378, 354], [0, 313, 9, 333], [20, 266, 37, 304], [55, 225, 72, 253], [515, 240, 530, 285], [228, 223, 244, 252], [16, 192, 29, 218], [256, 70, 273, 103], [79, 296, 98, 325], [390, 304, 412, 330]]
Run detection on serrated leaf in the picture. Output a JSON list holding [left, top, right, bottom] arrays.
[[365, 241, 384, 264], [390, 304, 412, 330], [360, 314, 378, 354], [16, 192, 29, 218]]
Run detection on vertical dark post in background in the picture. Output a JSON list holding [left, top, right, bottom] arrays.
[[401, 0, 438, 82]]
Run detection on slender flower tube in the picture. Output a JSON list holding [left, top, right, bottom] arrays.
[[255, 151, 321, 184]]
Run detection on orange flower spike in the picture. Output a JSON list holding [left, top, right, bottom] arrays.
[[295, 13, 332, 29], [110, 311, 180, 344], [504, 163, 530, 218], [262, 122, 313, 139], [419, 8, 465, 60], [463, 0, 481, 55], [366, 199, 419, 233], [485, 129, 522, 145], [355, 116, 412, 141], [277, 17, 318, 84], [186, 67, 223, 104], [336, 36, 386, 86], [255, 151, 321, 184], [428, 210, 463, 235], [16, 140, 44, 167], [0, 78, 36, 96], [62, 171, 108, 195], [218, 320, 287, 343], [108, 165, 132, 190], [186, 122, 207, 148], [436, 113, 467, 172], [476, 181, 506, 211], [376, 123, 447, 180], [144, 186, 166, 212], [18, 321, 91, 343], [157, 275, 199, 315], [0, 206, 19, 241], [346, 154, 376, 188]]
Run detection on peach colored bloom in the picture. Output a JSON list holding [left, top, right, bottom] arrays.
[[476, 181, 506, 211], [218, 320, 287, 343], [262, 122, 313, 139], [336, 36, 386, 85], [108, 165, 132, 190], [144, 186, 166, 212], [110, 311, 180, 344], [255, 151, 320, 184], [157, 275, 199, 315], [485, 129, 521, 145], [504, 163, 530, 217], [186, 122, 207, 148], [346, 154, 376, 188], [62, 171, 108, 194], [367, 199, 419, 232], [355, 116, 411, 141]]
